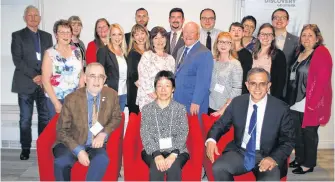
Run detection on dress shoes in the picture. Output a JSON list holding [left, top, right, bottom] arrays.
[[20, 149, 30, 160], [289, 160, 300, 168], [292, 166, 314, 174]]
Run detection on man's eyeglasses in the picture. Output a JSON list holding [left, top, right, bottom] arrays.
[[88, 74, 106, 81], [201, 17, 215, 21], [273, 16, 288, 21], [248, 81, 269, 89]]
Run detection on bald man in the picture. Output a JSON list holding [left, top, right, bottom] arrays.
[[173, 22, 214, 124]]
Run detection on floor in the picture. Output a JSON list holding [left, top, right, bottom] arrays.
[[1, 149, 333, 181]]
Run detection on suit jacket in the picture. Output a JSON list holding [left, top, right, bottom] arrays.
[[173, 41, 214, 116], [97, 46, 128, 92], [207, 94, 295, 177], [56, 87, 122, 151], [282, 32, 299, 67], [11, 27, 53, 94], [167, 31, 185, 60]]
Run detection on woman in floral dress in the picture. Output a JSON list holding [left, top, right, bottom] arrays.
[[42, 20, 84, 118]]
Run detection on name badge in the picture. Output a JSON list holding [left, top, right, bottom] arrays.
[[242, 133, 251, 145], [36, 52, 41, 61], [89, 121, 104, 136], [214, 84, 225, 93], [290, 72, 296, 80], [159, 137, 172, 149]]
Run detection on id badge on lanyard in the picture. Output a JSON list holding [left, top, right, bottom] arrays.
[[155, 107, 174, 150]]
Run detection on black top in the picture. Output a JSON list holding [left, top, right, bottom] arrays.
[[285, 51, 313, 106], [268, 49, 287, 101], [237, 48, 253, 94], [127, 49, 142, 113]]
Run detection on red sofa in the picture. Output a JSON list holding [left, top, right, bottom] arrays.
[[37, 113, 124, 181], [123, 113, 204, 181], [202, 114, 288, 181]]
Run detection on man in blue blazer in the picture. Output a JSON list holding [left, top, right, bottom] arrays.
[[173, 22, 214, 123]]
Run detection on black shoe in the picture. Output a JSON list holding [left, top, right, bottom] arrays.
[[289, 160, 300, 168], [20, 149, 30, 160], [292, 166, 314, 174]]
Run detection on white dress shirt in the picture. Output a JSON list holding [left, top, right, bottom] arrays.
[[116, 55, 127, 96], [199, 28, 222, 50], [205, 95, 268, 151], [275, 31, 287, 51], [170, 29, 183, 47], [177, 40, 199, 64]]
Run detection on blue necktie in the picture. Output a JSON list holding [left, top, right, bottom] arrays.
[[177, 47, 189, 69], [244, 104, 258, 171]]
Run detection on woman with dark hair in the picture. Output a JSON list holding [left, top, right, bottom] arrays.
[[286, 24, 333, 174], [86, 18, 110, 65], [127, 24, 150, 114], [42, 19, 84, 118], [68, 16, 86, 70], [241, 15, 257, 52], [229, 22, 253, 94], [97, 23, 128, 111], [252, 23, 286, 100], [140, 70, 189, 181], [137, 26, 175, 110]]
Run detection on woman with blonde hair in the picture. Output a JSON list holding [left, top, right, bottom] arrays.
[[97, 23, 128, 111], [127, 24, 150, 114], [209, 32, 242, 116]]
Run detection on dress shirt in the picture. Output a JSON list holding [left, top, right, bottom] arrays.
[[275, 31, 287, 51], [200, 28, 221, 50], [241, 95, 267, 150], [170, 29, 183, 46], [72, 91, 103, 156], [177, 40, 199, 64], [116, 55, 128, 95]]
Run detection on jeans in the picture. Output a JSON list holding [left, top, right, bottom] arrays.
[[18, 87, 49, 149], [119, 94, 127, 112]]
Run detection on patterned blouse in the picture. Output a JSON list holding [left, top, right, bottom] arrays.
[[136, 50, 175, 110], [140, 100, 189, 155], [46, 45, 82, 100], [209, 59, 243, 110]]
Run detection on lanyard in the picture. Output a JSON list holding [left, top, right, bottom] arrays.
[[155, 107, 174, 139]]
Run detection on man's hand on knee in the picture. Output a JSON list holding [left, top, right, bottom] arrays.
[[258, 157, 278, 172], [206, 141, 219, 163], [77, 150, 90, 167]]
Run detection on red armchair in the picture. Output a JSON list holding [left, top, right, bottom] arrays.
[[202, 114, 288, 181], [37, 113, 124, 181], [123, 113, 204, 181]]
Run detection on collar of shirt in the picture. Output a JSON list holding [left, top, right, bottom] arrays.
[[153, 100, 174, 111], [87, 90, 101, 102], [170, 29, 183, 42], [184, 40, 199, 54], [249, 94, 268, 109], [276, 31, 287, 41]]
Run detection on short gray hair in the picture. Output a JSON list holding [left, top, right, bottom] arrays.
[[85, 63, 105, 75], [246, 67, 271, 82], [24, 5, 39, 17]]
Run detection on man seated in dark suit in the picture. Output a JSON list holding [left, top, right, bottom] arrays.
[[11, 5, 53, 160], [125, 8, 150, 45], [206, 67, 295, 181], [271, 8, 299, 98], [167, 8, 185, 60], [53, 63, 122, 181]]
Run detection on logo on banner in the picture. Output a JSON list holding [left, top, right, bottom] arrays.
[[265, 0, 296, 7]]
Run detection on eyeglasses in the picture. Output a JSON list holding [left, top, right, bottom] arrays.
[[217, 40, 232, 45], [243, 24, 255, 30], [248, 81, 269, 89], [259, 33, 273, 38], [88, 74, 106, 81], [201, 17, 215, 21], [57, 31, 71, 35], [273, 16, 288, 21]]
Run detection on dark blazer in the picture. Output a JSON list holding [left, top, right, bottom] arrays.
[[56, 87, 121, 151], [11, 27, 53, 94], [237, 48, 253, 94], [282, 32, 299, 67], [97, 46, 128, 92], [167, 31, 185, 60], [269, 49, 287, 100], [127, 49, 142, 113], [207, 94, 295, 177]]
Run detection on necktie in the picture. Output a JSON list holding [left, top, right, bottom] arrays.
[[177, 47, 189, 69], [206, 31, 211, 50], [170, 32, 177, 53], [92, 96, 98, 140], [244, 104, 257, 171]]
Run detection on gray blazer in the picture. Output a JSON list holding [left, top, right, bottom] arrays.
[[11, 27, 53, 94], [282, 32, 299, 66], [167, 32, 185, 61]]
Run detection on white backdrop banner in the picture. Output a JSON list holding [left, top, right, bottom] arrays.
[[243, 0, 311, 36]]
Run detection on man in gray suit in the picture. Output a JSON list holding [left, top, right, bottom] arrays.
[[271, 8, 299, 97], [167, 8, 185, 60], [11, 5, 53, 160]]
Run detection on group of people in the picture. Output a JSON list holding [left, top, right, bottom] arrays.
[[11, 4, 332, 181]]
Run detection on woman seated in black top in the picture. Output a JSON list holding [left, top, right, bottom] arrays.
[[140, 71, 189, 181]]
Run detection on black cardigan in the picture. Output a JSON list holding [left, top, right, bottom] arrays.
[[96, 46, 128, 92], [237, 48, 253, 94], [127, 49, 142, 113], [269, 49, 287, 100]]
